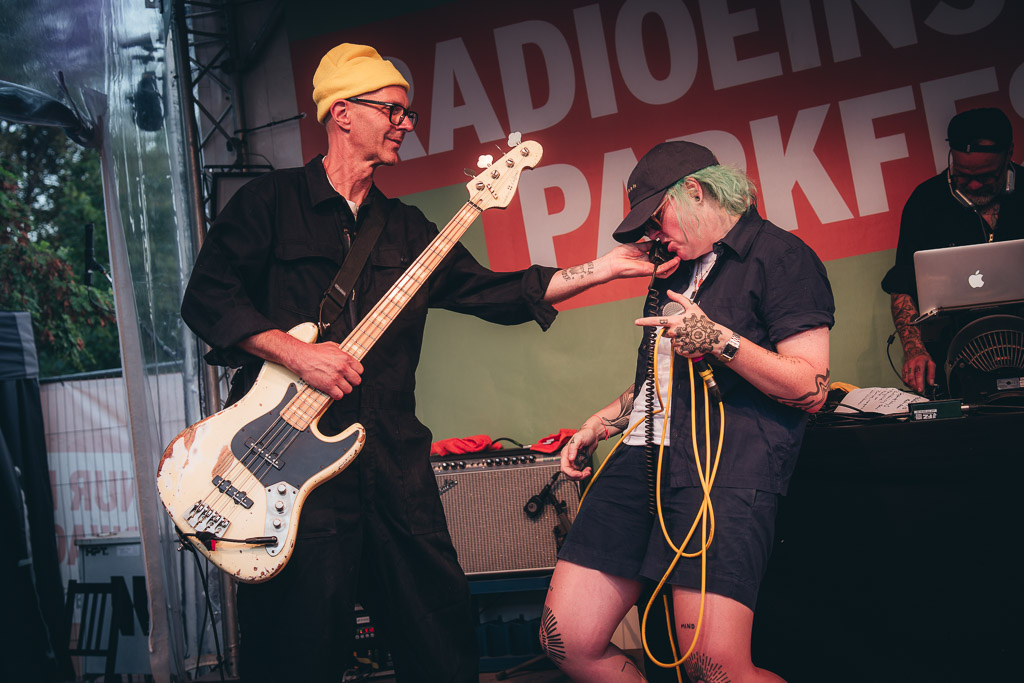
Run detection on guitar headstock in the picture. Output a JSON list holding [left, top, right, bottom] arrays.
[[465, 139, 543, 210]]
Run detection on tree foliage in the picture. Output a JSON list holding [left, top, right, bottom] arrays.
[[0, 122, 119, 375]]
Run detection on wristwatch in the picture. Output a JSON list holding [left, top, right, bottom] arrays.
[[719, 332, 741, 362]]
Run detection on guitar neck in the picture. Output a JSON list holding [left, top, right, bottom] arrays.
[[282, 201, 482, 428], [340, 201, 482, 361]]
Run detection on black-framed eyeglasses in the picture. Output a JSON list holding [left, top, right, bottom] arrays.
[[346, 97, 418, 129]]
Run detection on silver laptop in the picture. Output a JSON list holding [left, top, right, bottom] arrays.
[[913, 238, 1024, 322]]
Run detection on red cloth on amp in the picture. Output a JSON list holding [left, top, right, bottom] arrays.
[[529, 428, 576, 453], [430, 434, 502, 456], [429, 429, 577, 456]]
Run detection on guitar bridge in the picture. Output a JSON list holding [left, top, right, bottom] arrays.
[[185, 501, 230, 537]]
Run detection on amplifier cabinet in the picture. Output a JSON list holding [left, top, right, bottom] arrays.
[[433, 454, 580, 576]]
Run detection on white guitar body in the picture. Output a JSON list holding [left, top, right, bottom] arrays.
[[156, 323, 364, 582], [158, 139, 542, 583]]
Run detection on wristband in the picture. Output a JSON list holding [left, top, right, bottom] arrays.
[[601, 422, 610, 441]]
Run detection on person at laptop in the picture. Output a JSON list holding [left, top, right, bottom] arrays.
[[882, 107, 1022, 394]]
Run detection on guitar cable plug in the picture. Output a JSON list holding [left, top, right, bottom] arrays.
[[180, 530, 279, 552]]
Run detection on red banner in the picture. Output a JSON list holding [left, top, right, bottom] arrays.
[[291, 0, 1023, 308]]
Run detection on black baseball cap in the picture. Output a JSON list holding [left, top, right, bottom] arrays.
[[947, 107, 1013, 153], [612, 141, 719, 243]]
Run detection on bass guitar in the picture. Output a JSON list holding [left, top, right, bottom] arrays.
[[156, 139, 543, 582]]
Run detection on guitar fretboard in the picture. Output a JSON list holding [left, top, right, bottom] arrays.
[[280, 201, 483, 430]]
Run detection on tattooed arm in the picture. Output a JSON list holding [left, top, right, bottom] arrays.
[[636, 289, 831, 413], [559, 384, 635, 480], [890, 292, 936, 393], [543, 242, 680, 304]]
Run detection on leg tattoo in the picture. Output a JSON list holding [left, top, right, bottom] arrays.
[[620, 655, 648, 681], [683, 652, 732, 683], [540, 606, 566, 664]]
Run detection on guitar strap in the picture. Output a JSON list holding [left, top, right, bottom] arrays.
[[317, 200, 388, 337]]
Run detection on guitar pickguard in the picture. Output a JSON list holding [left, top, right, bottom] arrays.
[[228, 385, 361, 489]]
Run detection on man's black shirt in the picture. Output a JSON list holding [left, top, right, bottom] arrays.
[[881, 164, 1024, 301]]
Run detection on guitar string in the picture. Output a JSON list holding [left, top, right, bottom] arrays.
[[198, 376, 332, 518], [343, 207, 478, 357], [200, 418, 314, 531], [198, 417, 295, 520]]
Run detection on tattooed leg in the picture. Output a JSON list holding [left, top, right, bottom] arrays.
[[544, 561, 647, 679], [673, 588, 786, 683], [541, 604, 647, 680]]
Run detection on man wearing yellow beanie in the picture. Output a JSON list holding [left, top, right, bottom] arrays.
[[181, 42, 678, 683]]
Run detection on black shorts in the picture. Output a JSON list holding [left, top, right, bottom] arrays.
[[557, 445, 778, 611]]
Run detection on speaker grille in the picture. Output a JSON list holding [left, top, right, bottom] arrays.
[[434, 456, 580, 575]]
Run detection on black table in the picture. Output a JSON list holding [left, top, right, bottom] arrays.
[[752, 410, 1023, 682]]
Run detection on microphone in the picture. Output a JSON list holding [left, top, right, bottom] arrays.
[[524, 471, 559, 518], [662, 302, 722, 403]]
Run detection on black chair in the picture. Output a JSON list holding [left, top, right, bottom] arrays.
[[64, 579, 122, 681]]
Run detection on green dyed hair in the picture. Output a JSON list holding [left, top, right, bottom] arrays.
[[659, 165, 757, 235]]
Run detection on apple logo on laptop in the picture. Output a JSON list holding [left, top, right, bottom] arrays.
[[969, 270, 985, 288]]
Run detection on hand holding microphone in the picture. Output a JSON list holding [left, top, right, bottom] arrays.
[[635, 291, 727, 403]]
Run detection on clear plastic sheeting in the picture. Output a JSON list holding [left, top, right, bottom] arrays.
[[101, 1, 215, 680], [1, 0, 218, 680]]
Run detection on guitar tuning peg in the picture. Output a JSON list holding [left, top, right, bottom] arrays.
[[507, 132, 522, 147], [463, 168, 476, 178], [477, 154, 494, 169]]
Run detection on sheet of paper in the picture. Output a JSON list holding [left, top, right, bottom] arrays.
[[835, 387, 920, 415]]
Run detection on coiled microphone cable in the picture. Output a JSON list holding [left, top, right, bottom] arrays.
[[642, 265, 664, 516]]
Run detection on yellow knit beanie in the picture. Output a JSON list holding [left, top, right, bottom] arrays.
[[312, 43, 409, 123]]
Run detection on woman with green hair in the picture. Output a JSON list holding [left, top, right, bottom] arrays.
[[543, 141, 835, 682]]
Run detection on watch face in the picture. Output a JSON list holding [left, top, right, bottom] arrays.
[[721, 335, 740, 360]]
